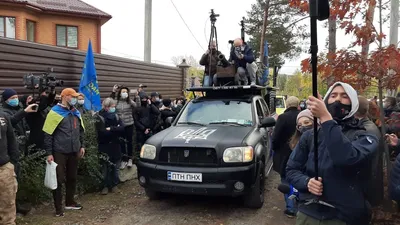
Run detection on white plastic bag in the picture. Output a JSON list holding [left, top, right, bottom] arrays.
[[44, 161, 58, 190]]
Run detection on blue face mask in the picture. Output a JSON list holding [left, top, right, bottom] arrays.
[[7, 99, 19, 107], [69, 98, 77, 106], [109, 107, 116, 113]]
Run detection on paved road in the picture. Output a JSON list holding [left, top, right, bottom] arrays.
[[19, 171, 295, 225]]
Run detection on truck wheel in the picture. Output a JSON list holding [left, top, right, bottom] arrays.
[[145, 188, 162, 200], [243, 161, 265, 209]]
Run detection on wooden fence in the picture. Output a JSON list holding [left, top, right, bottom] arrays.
[[0, 38, 185, 99]]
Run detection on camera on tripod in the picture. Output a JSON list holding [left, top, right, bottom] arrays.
[[23, 67, 64, 92], [209, 9, 219, 23]]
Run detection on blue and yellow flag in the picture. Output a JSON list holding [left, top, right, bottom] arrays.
[[43, 105, 84, 135], [79, 40, 101, 111]]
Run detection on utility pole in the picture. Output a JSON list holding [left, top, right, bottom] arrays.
[[144, 0, 152, 62], [259, 0, 270, 63], [388, 0, 399, 96]]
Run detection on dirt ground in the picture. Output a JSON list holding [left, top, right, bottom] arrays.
[[17, 171, 295, 225]]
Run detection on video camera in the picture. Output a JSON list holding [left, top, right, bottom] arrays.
[[217, 54, 230, 67], [23, 67, 64, 92]]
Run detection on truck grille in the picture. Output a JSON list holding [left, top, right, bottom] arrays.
[[159, 147, 218, 166]]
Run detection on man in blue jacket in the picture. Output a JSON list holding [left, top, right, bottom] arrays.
[[286, 82, 378, 225], [229, 38, 256, 85]]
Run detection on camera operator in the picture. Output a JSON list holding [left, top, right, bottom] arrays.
[[199, 41, 221, 87], [229, 38, 256, 85], [25, 89, 56, 150]]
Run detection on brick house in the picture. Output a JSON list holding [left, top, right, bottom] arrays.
[[0, 0, 111, 53]]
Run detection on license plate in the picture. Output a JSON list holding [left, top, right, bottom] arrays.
[[167, 171, 202, 182]]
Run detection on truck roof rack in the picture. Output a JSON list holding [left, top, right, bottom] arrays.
[[187, 85, 278, 98]]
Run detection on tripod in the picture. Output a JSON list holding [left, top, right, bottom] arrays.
[[204, 9, 219, 87]]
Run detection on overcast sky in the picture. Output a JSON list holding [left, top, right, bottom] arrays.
[[83, 0, 392, 75]]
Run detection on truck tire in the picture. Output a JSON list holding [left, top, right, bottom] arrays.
[[243, 161, 265, 209], [145, 188, 162, 200]]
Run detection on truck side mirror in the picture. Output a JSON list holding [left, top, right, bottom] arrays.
[[260, 117, 275, 128]]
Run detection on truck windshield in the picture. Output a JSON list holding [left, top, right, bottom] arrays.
[[177, 100, 253, 126]]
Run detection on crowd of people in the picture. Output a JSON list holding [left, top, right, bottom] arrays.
[[272, 82, 400, 225], [0, 84, 185, 223]]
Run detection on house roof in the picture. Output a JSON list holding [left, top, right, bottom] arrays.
[[4, 0, 112, 18]]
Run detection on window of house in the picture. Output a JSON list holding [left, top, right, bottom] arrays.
[[26, 20, 35, 42], [56, 25, 78, 48], [0, 16, 16, 39]]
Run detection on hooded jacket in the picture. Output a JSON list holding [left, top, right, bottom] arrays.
[[286, 82, 378, 225]]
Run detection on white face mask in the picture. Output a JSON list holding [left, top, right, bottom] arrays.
[[78, 100, 84, 105], [121, 92, 128, 99]]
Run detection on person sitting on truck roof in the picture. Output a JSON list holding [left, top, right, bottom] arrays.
[[229, 38, 256, 85], [200, 41, 221, 87]]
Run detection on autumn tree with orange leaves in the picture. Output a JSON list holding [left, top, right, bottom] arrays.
[[289, 0, 400, 92]]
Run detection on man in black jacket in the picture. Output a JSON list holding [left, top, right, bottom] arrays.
[[43, 88, 85, 217], [271, 96, 300, 217], [134, 95, 160, 152], [199, 41, 221, 86], [0, 112, 19, 225]]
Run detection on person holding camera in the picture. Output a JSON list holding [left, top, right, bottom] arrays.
[[110, 85, 137, 169], [43, 88, 85, 217], [199, 41, 221, 87], [1, 88, 38, 215], [229, 38, 256, 85]]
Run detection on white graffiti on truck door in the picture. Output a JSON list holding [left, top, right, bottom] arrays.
[[174, 127, 217, 143]]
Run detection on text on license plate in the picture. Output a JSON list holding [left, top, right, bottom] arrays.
[[167, 171, 202, 182]]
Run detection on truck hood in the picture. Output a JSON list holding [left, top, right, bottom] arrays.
[[147, 125, 254, 150]]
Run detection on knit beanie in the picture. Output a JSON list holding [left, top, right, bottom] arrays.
[[2, 88, 17, 102], [296, 109, 313, 124]]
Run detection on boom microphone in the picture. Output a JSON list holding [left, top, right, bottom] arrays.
[[317, 0, 330, 21]]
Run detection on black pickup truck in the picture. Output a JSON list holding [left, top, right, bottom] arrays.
[[137, 85, 277, 208]]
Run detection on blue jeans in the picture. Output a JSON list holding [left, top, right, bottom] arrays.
[[281, 177, 298, 213]]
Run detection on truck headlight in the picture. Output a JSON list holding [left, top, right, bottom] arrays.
[[140, 144, 156, 160], [223, 146, 253, 163]]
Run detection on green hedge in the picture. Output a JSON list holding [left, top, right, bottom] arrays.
[[17, 114, 102, 204]]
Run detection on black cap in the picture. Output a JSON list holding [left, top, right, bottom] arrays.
[[139, 84, 147, 88], [151, 92, 159, 97]]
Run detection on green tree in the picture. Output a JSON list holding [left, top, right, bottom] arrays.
[[277, 74, 288, 93], [244, 0, 308, 67], [283, 70, 328, 99]]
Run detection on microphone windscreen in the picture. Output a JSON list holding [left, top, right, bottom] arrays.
[[278, 183, 291, 194], [318, 0, 330, 21]]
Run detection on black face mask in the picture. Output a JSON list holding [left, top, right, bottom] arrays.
[[141, 101, 148, 107], [299, 125, 313, 134], [327, 101, 351, 120]]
